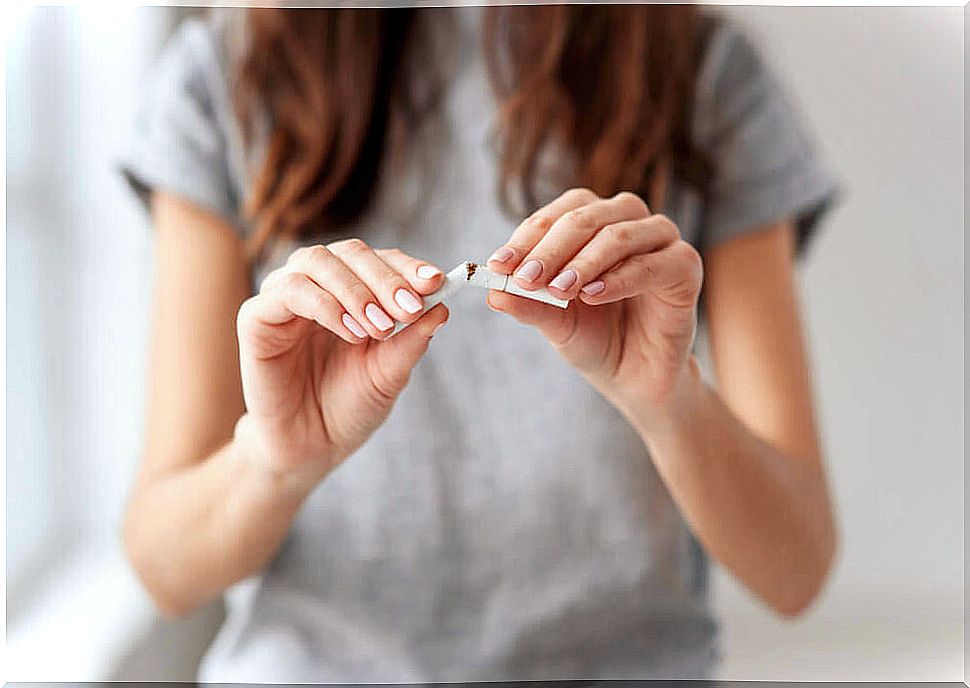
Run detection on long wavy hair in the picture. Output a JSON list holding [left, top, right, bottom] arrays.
[[233, 5, 712, 259]]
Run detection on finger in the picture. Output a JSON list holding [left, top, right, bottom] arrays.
[[370, 304, 450, 399], [375, 248, 445, 295], [258, 266, 289, 294], [579, 240, 704, 307], [288, 244, 393, 339], [242, 272, 367, 345], [329, 239, 426, 325], [485, 290, 576, 346], [486, 187, 599, 275], [547, 214, 679, 299], [512, 192, 651, 291]]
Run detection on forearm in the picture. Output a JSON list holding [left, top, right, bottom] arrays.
[[626, 358, 836, 616], [123, 433, 313, 617]]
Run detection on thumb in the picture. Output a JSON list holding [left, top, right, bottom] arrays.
[[368, 304, 449, 398], [485, 290, 578, 346]]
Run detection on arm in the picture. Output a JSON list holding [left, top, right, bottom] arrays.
[[122, 192, 312, 617], [123, 192, 449, 617], [633, 222, 837, 616], [485, 190, 837, 617]]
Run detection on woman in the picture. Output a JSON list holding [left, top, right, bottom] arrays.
[[121, 5, 838, 682]]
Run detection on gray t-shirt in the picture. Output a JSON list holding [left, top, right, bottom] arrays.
[[122, 8, 837, 682]]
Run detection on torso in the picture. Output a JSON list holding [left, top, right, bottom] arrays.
[[199, 7, 717, 681]]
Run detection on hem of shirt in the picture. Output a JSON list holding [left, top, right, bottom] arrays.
[[702, 155, 842, 259], [118, 155, 244, 235]]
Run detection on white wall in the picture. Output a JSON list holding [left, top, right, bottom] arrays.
[[712, 6, 964, 681], [5, 4, 964, 682]]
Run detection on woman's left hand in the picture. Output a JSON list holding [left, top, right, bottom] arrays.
[[486, 188, 703, 421]]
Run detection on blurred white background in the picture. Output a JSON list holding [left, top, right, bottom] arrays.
[[5, 4, 964, 682]]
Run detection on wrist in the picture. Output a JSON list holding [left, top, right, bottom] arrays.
[[231, 414, 329, 501], [615, 355, 707, 442]]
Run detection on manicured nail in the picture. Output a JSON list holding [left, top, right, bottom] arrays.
[[581, 280, 606, 296], [489, 246, 514, 263], [416, 264, 441, 280], [516, 259, 542, 282], [394, 289, 423, 314], [365, 303, 394, 331], [549, 269, 578, 291], [342, 313, 367, 339]]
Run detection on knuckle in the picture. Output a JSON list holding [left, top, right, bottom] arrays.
[[608, 222, 637, 245], [380, 247, 407, 261], [331, 237, 369, 255], [614, 191, 648, 215], [566, 187, 598, 203], [287, 245, 309, 265], [672, 240, 704, 284], [564, 207, 596, 233], [344, 280, 374, 306], [312, 290, 334, 314], [525, 213, 554, 233], [651, 214, 681, 240], [258, 268, 283, 293], [280, 271, 306, 292], [681, 241, 704, 274], [387, 271, 408, 289], [292, 244, 330, 267]]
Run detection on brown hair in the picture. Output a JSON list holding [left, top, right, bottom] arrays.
[[234, 6, 711, 259]]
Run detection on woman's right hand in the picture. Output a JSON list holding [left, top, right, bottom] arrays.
[[233, 239, 449, 492]]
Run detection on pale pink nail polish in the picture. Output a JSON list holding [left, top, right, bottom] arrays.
[[342, 313, 367, 339], [416, 265, 441, 280], [516, 259, 542, 282], [365, 303, 394, 331], [549, 269, 578, 291], [395, 289, 423, 314], [581, 280, 606, 296], [489, 246, 514, 263]]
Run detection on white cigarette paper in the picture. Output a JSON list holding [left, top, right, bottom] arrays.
[[389, 260, 569, 337], [462, 262, 569, 308]]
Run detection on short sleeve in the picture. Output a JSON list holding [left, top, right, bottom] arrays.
[[693, 22, 841, 256], [120, 17, 243, 228]]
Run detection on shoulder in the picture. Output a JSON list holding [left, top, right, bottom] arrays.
[[689, 14, 841, 255], [121, 10, 250, 231], [692, 15, 787, 141], [151, 11, 241, 113]]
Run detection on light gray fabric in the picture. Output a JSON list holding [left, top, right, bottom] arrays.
[[121, 8, 837, 683]]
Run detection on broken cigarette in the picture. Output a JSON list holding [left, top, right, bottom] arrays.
[[462, 261, 569, 308], [389, 260, 569, 337]]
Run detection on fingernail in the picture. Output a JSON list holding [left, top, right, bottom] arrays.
[[516, 260, 542, 282], [581, 280, 606, 296], [365, 303, 394, 331], [549, 269, 578, 291], [489, 246, 514, 263], [394, 289, 423, 314], [416, 264, 441, 280], [342, 313, 367, 339]]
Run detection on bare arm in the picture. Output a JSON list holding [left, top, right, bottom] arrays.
[[485, 187, 836, 617], [122, 192, 310, 616], [123, 192, 448, 616], [633, 221, 837, 616]]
